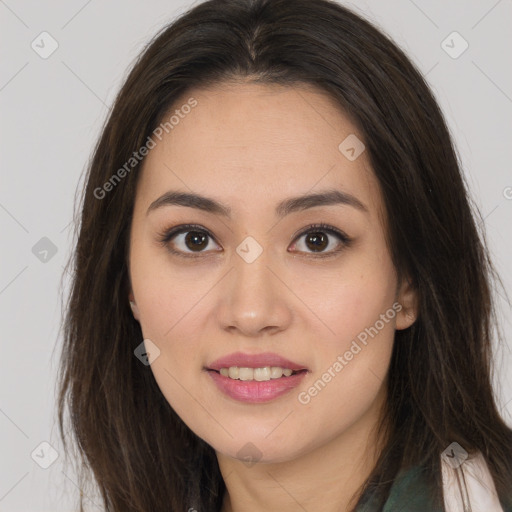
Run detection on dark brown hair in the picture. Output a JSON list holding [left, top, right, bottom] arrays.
[[56, 0, 512, 510]]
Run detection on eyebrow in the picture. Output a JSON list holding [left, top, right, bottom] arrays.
[[146, 188, 369, 218]]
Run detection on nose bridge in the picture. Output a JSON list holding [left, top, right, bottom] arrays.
[[217, 235, 292, 335], [232, 237, 276, 309]]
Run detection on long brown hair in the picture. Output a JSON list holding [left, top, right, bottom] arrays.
[[56, 0, 512, 510]]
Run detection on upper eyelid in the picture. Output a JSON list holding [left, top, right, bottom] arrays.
[[161, 222, 345, 236]]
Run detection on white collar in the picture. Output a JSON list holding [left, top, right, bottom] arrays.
[[441, 449, 504, 511]]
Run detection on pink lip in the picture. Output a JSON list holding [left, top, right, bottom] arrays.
[[206, 369, 308, 403], [204, 351, 309, 403], [206, 351, 308, 371]]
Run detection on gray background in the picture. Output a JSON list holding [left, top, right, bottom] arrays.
[[1, 0, 511, 510]]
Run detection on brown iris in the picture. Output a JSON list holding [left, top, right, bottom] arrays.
[[304, 232, 328, 252], [184, 231, 209, 251]]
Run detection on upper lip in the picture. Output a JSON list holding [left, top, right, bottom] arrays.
[[207, 351, 308, 371]]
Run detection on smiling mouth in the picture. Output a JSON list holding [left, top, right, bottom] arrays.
[[207, 367, 308, 381]]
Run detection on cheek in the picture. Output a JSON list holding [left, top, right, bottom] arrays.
[[289, 253, 397, 353], [130, 242, 208, 341], [130, 258, 217, 403]]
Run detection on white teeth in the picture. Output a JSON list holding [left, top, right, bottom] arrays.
[[218, 366, 296, 381], [270, 366, 283, 379], [239, 367, 253, 381], [254, 367, 270, 381]]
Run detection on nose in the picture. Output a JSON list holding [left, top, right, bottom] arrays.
[[215, 243, 293, 338]]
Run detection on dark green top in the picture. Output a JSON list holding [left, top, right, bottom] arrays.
[[355, 465, 442, 512]]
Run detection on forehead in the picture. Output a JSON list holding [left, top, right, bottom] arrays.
[[137, 81, 382, 223]]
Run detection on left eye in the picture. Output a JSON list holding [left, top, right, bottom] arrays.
[[157, 223, 352, 258], [289, 223, 352, 257], [290, 226, 349, 256]]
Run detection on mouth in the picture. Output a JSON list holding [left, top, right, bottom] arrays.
[[204, 351, 309, 402]]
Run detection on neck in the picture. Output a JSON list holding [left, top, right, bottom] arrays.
[[217, 388, 388, 512]]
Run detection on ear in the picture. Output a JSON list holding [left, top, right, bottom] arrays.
[[395, 275, 418, 330], [128, 291, 140, 322]]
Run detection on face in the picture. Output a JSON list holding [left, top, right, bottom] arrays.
[[127, 81, 417, 464]]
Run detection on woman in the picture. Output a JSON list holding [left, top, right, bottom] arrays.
[[57, 0, 512, 510]]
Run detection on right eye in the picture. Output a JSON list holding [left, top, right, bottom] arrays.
[[157, 224, 222, 258]]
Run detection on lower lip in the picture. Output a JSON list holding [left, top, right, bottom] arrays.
[[206, 369, 308, 403]]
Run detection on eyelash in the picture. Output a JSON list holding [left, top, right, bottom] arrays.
[[156, 222, 353, 259]]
